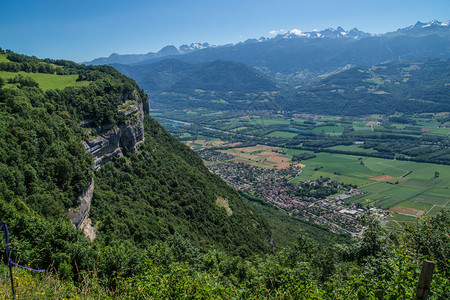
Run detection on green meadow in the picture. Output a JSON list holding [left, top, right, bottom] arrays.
[[329, 145, 378, 153], [266, 131, 298, 138], [0, 54, 9, 63], [0, 70, 89, 91], [429, 127, 450, 136], [312, 125, 344, 135]]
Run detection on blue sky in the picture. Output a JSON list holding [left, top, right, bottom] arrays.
[[1, 0, 449, 62]]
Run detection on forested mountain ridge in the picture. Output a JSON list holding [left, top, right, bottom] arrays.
[[113, 57, 450, 114], [285, 58, 450, 115], [113, 59, 280, 110], [0, 50, 279, 278]]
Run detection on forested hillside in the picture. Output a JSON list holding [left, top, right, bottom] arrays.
[[285, 59, 450, 115], [0, 50, 274, 280], [113, 59, 280, 110]]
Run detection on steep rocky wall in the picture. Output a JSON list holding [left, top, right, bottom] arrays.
[[82, 94, 147, 170], [68, 178, 94, 228], [71, 91, 149, 239]]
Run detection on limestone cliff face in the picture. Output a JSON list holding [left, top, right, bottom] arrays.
[[71, 91, 149, 239], [82, 92, 148, 170], [69, 178, 94, 228]]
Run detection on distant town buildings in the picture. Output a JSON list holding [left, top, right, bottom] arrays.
[[197, 149, 385, 236]]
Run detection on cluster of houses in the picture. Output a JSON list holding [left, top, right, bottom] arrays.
[[203, 151, 388, 236]]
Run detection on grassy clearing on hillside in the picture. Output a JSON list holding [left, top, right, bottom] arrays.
[[0, 54, 9, 63], [0, 71, 89, 91]]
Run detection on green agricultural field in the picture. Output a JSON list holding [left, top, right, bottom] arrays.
[[352, 121, 372, 131], [0, 71, 89, 91], [286, 150, 450, 216], [266, 131, 297, 138], [230, 126, 248, 132], [385, 214, 417, 230], [397, 200, 433, 212], [379, 186, 424, 199], [203, 111, 224, 116], [246, 117, 290, 126], [413, 118, 441, 129], [312, 125, 344, 135], [291, 119, 306, 125], [329, 145, 378, 153], [429, 128, 450, 136]]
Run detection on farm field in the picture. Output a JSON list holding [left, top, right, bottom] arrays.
[[285, 150, 450, 218], [429, 127, 450, 136], [312, 125, 344, 135], [266, 131, 298, 138], [328, 145, 378, 153], [154, 109, 449, 227]]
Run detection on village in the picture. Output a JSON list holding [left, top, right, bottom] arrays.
[[198, 148, 388, 236]]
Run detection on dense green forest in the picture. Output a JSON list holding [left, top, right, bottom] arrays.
[[0, 51, 448, 298]]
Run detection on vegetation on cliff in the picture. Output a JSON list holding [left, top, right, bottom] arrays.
[[0, 50, 272, 284]]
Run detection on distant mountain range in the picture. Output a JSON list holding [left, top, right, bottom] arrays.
[[86, 43, 217, 66], [85, 20, 449, 68], [87, 20, 450, 115]]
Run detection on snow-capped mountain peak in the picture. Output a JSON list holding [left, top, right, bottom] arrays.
[[178, 43, 215, 54], [399, 20, 450, 32], [274, 26, 372, 40]]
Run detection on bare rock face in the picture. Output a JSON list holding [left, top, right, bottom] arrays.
[[82, 96, 147, 170], [68, 178, 95, 228]]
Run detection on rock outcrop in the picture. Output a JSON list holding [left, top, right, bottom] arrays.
[[82, 93, 148, 170], [70, 91, 149, 240], [68, 178, 94, 228]]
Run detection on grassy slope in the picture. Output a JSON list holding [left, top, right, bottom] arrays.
[[0, 70, 89, 91]]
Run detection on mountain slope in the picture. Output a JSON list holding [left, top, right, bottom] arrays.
[[170, 60, 279, 93], [0, 51, 277, 278], [112, 59, 195, 91], [283, 58, 450, 115], [114, 58, 280, 110]]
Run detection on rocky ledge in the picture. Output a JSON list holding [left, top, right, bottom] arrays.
[[82, 93, 148, 170]]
